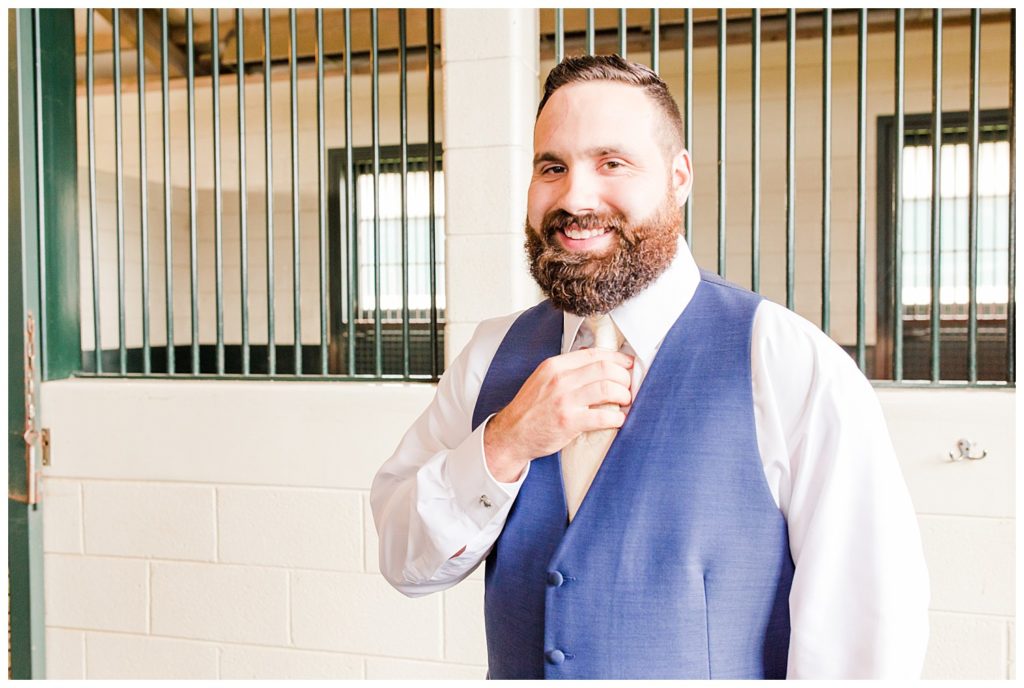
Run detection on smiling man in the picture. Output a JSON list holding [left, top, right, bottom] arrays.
[[371, 55, 929, 679]]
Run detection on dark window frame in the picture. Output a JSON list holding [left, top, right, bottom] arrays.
[[875, 108, 1010, 381], [326, 142, 445, 376]]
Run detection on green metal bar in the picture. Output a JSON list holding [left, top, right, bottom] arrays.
[[555, 9, 564, 63], [31, 12, 47, 383], [289, 9, 302, 375], [821, 9, 832, 336], [212, 10, 224, 375], [856, 9, 867, 372], [187, 9, 199, 375], [6, 495, 45, 679], [113, 9, 127, 374], [893, 9, 905, 382], [619, 8, 627, 57], [400, 10, 410, 378], [786, 9, 795, 310], [650, 9, 659, 73], [428, 9, 439, 378], [371, 9, 382, 377], [967, 9, 980, 384], [87, 10, 102, 373], [9, 12, 47, 676], [110, 10, 126, 372], [263, 9, 276, 376], [1009, 10, 1016, 385], [316, 8, 328, 375], [751, 9, 760, 293], [36, 8, 81, 381], [137, 10, 151, 374], [586, 9, 595, 56], [237, 9, 249, 375], [344, 9, 356, 375], [929, 10, 943, 383], [161, 10, 174, 374], [684, 8, 692, 249], [717, 9, 726, 278]]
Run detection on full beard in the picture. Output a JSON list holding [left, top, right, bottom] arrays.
[[524, 197, 682, 317]]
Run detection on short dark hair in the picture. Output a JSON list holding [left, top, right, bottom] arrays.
[[536, 54, 684, 155]]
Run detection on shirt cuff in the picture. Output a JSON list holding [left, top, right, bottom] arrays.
[[445, 413, 530, 530]]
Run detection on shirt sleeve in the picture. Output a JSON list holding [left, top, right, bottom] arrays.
[[751, 301, 931, 679], [370, 313, 530, 597]]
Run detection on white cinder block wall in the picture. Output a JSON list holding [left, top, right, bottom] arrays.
[[41, 9, 1013, 680], [41, 381, 490, 680]]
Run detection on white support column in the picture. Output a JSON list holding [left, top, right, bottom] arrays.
[[441, 9, 541, 365]]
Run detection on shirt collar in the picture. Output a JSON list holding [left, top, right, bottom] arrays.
[[561, 235, 701, 368]]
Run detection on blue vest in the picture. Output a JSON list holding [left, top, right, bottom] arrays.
[[471, 272, 794, 679]]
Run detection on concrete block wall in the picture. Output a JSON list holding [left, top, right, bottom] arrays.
[[441, 8, 542, 360], [883, 389, 1016, 680], [40, 380, 488, 680]]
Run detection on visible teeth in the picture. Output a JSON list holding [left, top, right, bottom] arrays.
[[565, 227, 607, 240]]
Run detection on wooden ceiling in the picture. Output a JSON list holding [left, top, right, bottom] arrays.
[[75, 8, 440, 81]]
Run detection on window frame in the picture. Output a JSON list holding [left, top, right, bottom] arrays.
[[326, 142, 445, 376], [875, 108, 1011, 382]]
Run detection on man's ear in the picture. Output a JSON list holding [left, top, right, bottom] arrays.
[[670, 148, 693, 207]]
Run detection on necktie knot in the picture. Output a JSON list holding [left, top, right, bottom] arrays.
[[585, 314, 624, 352]]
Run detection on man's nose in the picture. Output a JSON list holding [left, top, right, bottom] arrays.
[[556, 167, 601, 216]]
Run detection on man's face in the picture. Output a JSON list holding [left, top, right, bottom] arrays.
[[525, 80, 693, 316]]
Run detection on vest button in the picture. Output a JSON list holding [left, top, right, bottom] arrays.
[[545, 649, 565, 665], [546, 570, 564, 587]]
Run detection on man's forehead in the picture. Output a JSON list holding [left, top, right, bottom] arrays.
[[539, 80, 657, 119], [533, 81, 662, 153]]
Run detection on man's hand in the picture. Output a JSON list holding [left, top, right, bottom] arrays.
[[483, 348, 634, 482]]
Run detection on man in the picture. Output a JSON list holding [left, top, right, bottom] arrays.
[[371, 55, 929, 679]]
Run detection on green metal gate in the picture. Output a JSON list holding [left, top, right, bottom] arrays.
[[76, 9, 444, 381]]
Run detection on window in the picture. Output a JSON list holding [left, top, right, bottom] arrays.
[[328, 144, 445, 377], [876, 110, 1011, 381]]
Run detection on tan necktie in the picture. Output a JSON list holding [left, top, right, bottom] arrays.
[[561, 314, 626, 522]]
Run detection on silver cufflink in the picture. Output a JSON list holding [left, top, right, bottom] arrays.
[[479, 494, 492, 508]]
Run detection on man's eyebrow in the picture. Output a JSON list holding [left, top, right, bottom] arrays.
[[532, 147, 634, 168], [533, 151, 563, 167], [584, 146, 632, 158]]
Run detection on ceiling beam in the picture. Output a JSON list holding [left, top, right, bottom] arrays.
[[95, 9, 189, 78], [168, 9, 438, 71]]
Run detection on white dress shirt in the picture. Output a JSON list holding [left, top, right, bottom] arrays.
[[370, 236, 930, 679]]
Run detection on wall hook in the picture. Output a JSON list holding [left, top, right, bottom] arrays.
[[948, 438, 987, 462]]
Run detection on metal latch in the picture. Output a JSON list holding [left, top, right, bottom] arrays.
[[11, 312, 42, 505]]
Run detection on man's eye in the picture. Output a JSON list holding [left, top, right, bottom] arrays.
[[604, 160, 625, 169], [543, 165, 566, 175]]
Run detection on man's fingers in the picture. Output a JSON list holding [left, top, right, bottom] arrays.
[[551, 347, 634, 372], [564, 358, 633, 390], [581, 407, 627, 432], [574, 379, 633, 408]]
